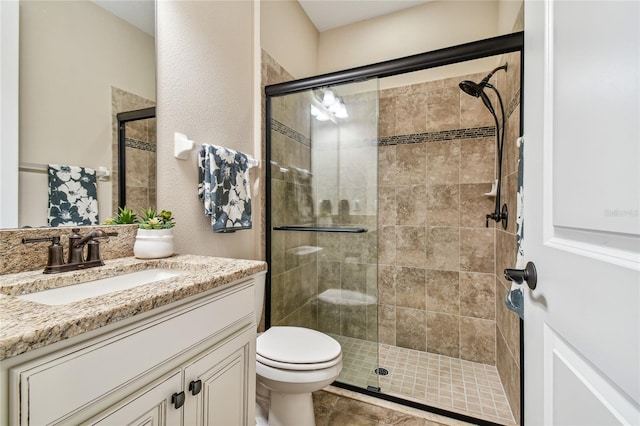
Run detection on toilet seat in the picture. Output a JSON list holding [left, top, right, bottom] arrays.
[[256, 352, 342, 370], [257, 326, 342, 370]]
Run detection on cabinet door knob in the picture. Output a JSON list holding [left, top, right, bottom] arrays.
[[171, 391, 185, 409], [189, 379, 202, 395]]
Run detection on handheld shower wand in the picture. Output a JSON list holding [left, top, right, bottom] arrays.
[[459, 63, 509, 229], [458, 63, 508, 114]]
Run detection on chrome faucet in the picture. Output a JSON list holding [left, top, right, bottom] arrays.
[[22, 228, 118, 274]]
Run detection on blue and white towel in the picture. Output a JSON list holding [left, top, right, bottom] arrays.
[[48, 164, 99, 227], [198, 144, 252, 233]]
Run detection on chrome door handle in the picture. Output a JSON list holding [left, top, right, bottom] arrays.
[[504, 261, 537, 290]]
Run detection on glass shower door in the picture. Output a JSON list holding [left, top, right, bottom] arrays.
[[267, 78, 379, 391]]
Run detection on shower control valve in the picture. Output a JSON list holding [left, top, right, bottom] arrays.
[[486, 204, 509, 230]]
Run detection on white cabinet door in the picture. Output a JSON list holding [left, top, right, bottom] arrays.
[[84, 370, 182, 426], [523, 0, 640, 425], [183, 328, 255, 426]]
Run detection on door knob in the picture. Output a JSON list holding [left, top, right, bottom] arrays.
[[504, 261, 537, 290]]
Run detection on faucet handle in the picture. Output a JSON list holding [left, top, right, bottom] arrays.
[[22, 236, 65, 267], [22, 236, 56, 244]]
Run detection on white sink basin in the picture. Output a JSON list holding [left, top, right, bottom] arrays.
[[17, 268, 185, 306]]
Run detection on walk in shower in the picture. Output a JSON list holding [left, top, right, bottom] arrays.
[[265, 34, 523, 426]]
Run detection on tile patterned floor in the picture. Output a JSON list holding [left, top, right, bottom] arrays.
[[332, 335, 516, 425], [314, 387, 476, 426]]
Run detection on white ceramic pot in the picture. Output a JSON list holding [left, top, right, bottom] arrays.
[[133, 228, 175, 259]]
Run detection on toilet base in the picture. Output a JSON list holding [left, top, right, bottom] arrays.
[[255, 402, 268, 426], [268, 391, 315, 426]]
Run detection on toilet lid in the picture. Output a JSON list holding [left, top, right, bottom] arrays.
[[257, 326, 341, 365]]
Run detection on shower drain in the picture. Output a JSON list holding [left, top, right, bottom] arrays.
[[374, 367, 389, 376]]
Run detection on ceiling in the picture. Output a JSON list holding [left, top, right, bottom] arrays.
[[91, 0, 155, 36], [92, 0, 433, 37], [298, 0, 432, 32]]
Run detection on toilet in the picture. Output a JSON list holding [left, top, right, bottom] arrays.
[[254, 274, 343, 426]]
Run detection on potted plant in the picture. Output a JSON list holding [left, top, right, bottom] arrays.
[[133, 208, 176, 259], [104, 206, 137, 224]]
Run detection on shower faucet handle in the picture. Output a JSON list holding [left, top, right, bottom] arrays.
[[486, 204, 509, 230]]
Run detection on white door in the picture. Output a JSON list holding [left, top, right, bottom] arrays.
[[523, 1, 640, 425]]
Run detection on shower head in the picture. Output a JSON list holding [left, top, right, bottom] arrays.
[[458, 62, 508, 115], [458, 62, 509, 97], [458, 80, 483, 98], [459, 80, 496, 114]]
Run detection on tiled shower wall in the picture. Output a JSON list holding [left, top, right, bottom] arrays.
[[377, 72, 499, 365], [314, 89, 379, 343], [264, 51, 320, 329], [269, 113, 319, 329], [494, 50, 523, 422], [265, 51, 378, 340], [111, 87, 156, 217]]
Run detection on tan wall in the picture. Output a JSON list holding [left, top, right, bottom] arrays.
[[498, 0, 524, 34], [260, 0, 319, 79], [318, 1, 500, 74], [156, 0, 259, 260], [18, 1, 155, 227]]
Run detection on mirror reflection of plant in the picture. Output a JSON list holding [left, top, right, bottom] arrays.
[[104, 206, 137, 225], [138, 208, 176, 229]]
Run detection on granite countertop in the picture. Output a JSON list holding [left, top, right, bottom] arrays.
[[0, 254, 267, 361]]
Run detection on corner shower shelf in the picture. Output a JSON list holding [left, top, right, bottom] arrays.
[[273, 226, 368, 233]]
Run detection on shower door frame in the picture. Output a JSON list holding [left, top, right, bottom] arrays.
[[265, 31, 524, 426], [116, 107, 156, 209]]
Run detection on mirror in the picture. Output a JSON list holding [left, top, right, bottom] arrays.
[[13, 0, 156, 228]]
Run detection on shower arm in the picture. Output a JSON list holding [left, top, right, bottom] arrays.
[[484, 83, 508, 229]]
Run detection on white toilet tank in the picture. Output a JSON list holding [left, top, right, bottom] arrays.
[[254, 272, 266, 326]]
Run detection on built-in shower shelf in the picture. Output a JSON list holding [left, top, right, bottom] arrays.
[[287, 246, 323, 256], [273, 226, 368, 233]]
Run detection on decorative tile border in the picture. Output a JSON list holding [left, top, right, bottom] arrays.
[[506, 88, 521, 120], [125, 137, 156, 152], [380, 126, 496, 146], [271, 119, 311, 147], [271, 87, 519, 149]]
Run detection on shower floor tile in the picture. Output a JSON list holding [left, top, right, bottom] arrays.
[[331, 335, 516, 425]]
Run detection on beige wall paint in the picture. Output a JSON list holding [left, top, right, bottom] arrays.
[[156, 0, 259, 260], [317, 1, 500, 74], [498, 0, 523, 34], [260, 0, 319, 79], [18, 1, 155, 227]]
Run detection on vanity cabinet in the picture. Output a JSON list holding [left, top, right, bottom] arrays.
[[86, 370, 183, 426], [183, 330, 252, 426], [7, 277, 258, 426]]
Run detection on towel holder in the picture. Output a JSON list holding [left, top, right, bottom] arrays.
[[19, 162, 110, 180], [174, 132, 195, 160], [173, 132, 259, 167]]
